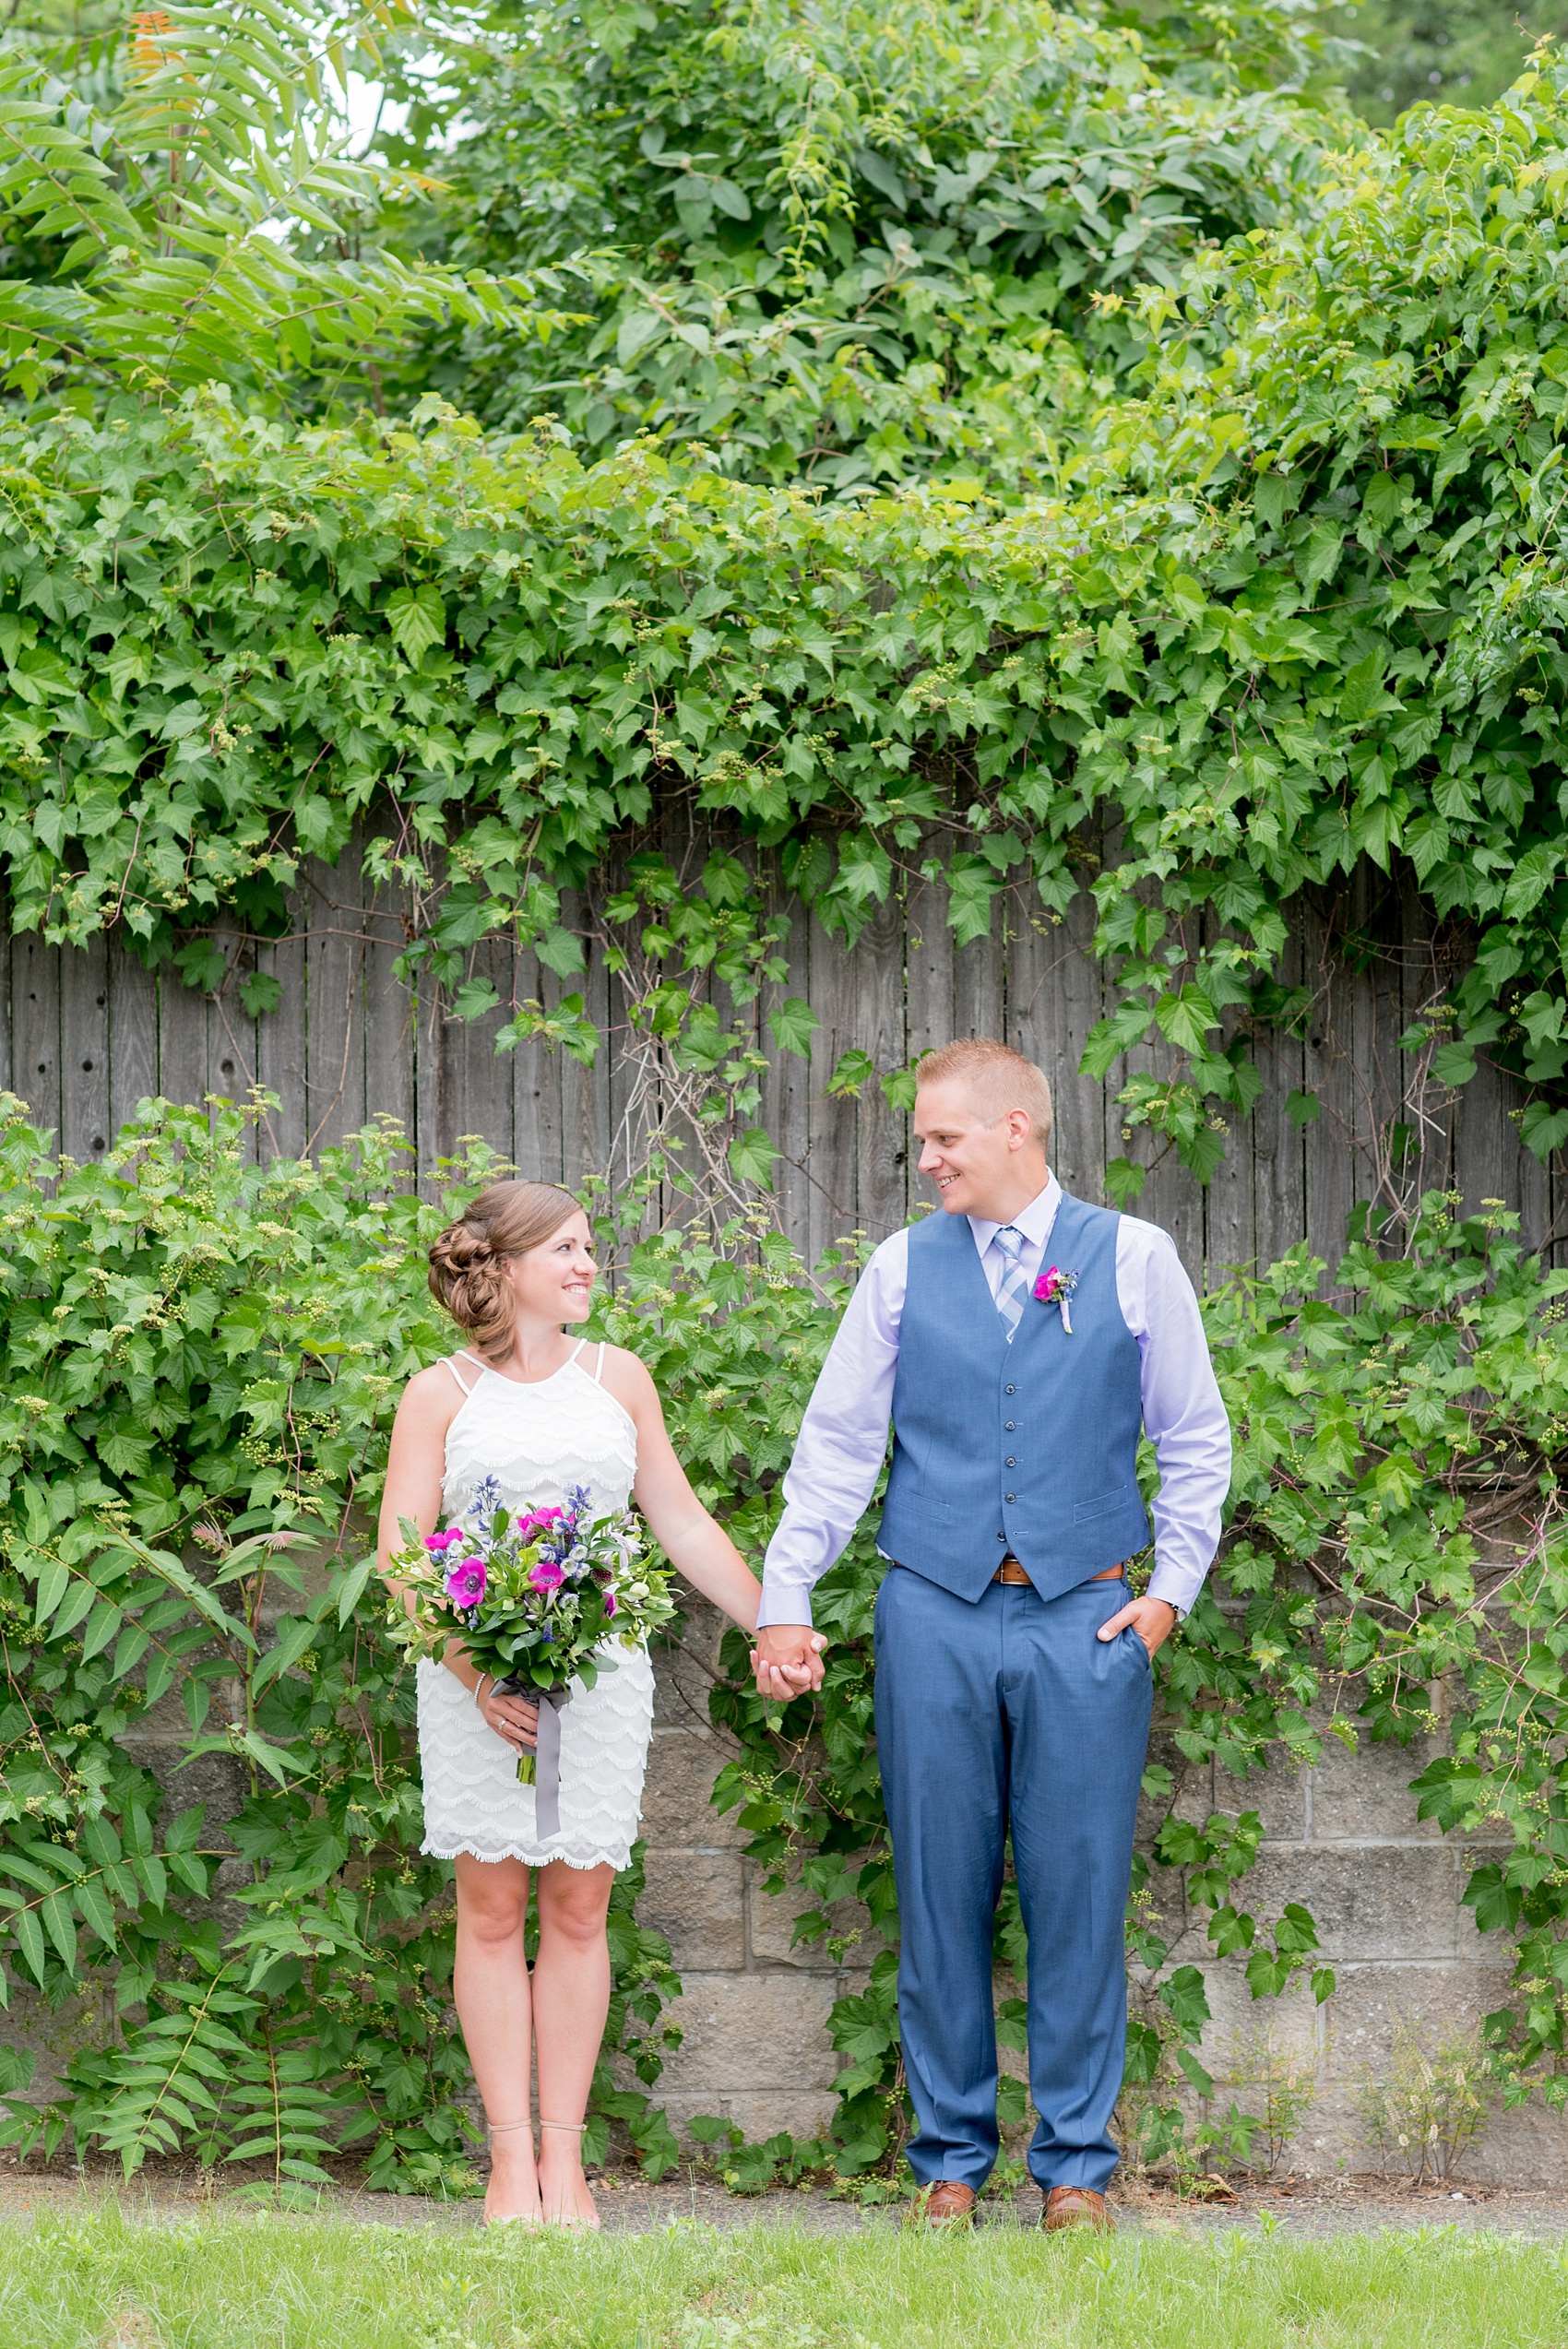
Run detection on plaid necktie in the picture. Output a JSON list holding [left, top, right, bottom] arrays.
[[992, 1225, 1029, 1342]]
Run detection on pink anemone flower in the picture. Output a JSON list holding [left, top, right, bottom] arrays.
[[529, 1558, 564, 1594], [445, 1558, 487, 1608]]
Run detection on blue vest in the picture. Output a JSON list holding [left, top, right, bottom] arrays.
[[877, 1192, 1150, 1603]]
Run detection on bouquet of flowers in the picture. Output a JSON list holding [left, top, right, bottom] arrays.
[[386, 1477, 674, 1808]]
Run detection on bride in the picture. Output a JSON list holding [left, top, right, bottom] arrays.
[[379, 1180, 790, 2228]]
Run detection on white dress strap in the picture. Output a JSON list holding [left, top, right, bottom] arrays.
[[567, 1336, 588, 1365], [443, 1357, 475, 1397], [594, 1341, 607, 1385]]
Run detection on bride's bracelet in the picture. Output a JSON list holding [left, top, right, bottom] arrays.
[[472, 1672, 493, 1713]]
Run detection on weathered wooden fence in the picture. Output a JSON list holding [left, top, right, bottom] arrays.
[[0, 857, 1555, 1279]]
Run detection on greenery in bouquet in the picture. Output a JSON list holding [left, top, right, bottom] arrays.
[[386, 1475, 674, 1705]]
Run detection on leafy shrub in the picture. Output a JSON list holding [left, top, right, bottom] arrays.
[[381, 0, 1336, 478], [0, 1095, 680, 2193]]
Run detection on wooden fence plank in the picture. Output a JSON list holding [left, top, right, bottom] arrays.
[[552, 893, 608, 1196], [1041, 888, 1109, 1207], [763, 905, 813, 1253], [954, 921, 1004, 1046], [60, 935, 110, 1169], [433, 934, 515, 1169], [255, 933, 308, 1162], [904, 879, 953, 1071], [804, 914, 858, 1269], [1249, 924, 1309, 1280], [12, 933, 59, 1144], [155, 968, 211, 1131], [854, 893, 908, 1244], [208, 983, 256, 1152], [505, 952, 561, 1186], [1301, 896, 1360, 1273], [0, 915, 12, 1100], [302, 855, 367, 1154], [362, 882, 416, 1155]]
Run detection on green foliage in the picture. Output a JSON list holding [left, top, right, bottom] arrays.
[[12, 56, 1568, 1188], [0, 1096, 680, 2190], [375, 0, 1338, 489], [0, 0, 560, 409]]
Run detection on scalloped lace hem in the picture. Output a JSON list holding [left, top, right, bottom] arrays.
[[422, 1837, 635, 1871]]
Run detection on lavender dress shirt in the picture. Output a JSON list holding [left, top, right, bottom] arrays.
[[757, 1174, 1232, 1628]]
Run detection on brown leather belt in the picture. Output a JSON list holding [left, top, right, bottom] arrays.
[[993, 1559, 1126, 1586]]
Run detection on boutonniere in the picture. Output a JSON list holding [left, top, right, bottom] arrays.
[[1033, 1265, 1078, 1334]]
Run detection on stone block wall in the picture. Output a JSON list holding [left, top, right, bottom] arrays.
[[635, 1603, 866, 2147], [640, 1605, 1568, 2185]]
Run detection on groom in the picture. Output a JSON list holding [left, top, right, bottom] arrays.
[[751, 1038, 1230, 2229]]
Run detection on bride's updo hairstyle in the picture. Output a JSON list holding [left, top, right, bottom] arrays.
[[428, 1180, 585, 1358]]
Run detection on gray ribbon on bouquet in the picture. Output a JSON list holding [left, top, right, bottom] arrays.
[[502, 1679, 571, 1837]]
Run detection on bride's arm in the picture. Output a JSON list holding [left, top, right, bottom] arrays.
[[606, 1351, 770, 1634]]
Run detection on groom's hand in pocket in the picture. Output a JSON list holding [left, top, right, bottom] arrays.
[[1098, 1595, 1177, 1659], [751, 1624, 826, 1700]]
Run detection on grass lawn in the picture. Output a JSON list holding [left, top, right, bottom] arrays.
[[1, 2208, 1565, 2348]]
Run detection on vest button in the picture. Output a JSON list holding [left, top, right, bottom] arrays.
[[1005, 1421, 1015, 1431], [1005, 1457, 1016, 1467], [1005, 1493, 1016, 1504], [1004, 1384, 1016, 1394], [997, 1533, 1006, 1542]]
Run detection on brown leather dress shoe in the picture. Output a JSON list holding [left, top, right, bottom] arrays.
[[909, 2180, 979, 2227], [1042, 2186, 1113, 2233]]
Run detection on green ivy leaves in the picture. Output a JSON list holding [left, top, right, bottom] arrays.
[[0, 1097, 682, 2189]]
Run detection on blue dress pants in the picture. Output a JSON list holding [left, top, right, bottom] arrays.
[[873, 1563, 1153, 2194]]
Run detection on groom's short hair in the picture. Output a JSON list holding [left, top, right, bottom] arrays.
[[915, 1038, 1053, 1152]]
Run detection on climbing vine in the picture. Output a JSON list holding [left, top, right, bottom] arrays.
[[7, 65, 1568, 1195]]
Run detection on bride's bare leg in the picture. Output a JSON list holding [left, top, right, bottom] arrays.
[[532, 1859, 614, 2226], [453, 1854, 540, 2225]]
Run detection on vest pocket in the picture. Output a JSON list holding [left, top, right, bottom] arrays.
[[1073, 1481, 1142, 1524]]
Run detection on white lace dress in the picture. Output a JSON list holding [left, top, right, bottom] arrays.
[[415, 1341, 655, 1872]]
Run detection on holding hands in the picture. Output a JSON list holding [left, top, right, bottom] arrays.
[[751, 1623, 826, 1702]]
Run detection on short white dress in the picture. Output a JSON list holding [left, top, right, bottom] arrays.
[[416, 1340, 656, 1872]]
